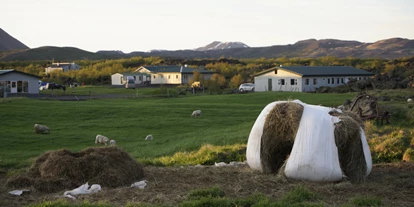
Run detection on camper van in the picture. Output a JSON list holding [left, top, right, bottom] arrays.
[[125, 79, 135, 89]]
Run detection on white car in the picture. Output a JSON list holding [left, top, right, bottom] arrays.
[[239, 83, 254, 92]]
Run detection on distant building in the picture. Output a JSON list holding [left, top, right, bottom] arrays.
[[254, 66, 374, 92], [135, 65, 214, 85], [111, 72, 151, 86], [45, 62, 80, 74]]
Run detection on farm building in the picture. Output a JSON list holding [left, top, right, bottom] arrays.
[[0, 69, 41, 96], [135, 65, 214, 85], [111, 72, 151, 86], [254, 66, 374, 92], [45, 62, 80, 74]]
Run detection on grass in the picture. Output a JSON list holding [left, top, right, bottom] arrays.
[[0, 90, 357, 169]]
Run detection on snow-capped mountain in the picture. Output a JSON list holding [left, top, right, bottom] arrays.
[[195, 41, 249, 51]]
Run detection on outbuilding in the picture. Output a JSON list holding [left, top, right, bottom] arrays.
[[0, 69, 41, 96], [254, 66, 374, 92]]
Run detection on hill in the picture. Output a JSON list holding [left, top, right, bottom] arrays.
[[0, 28, 29, 51], [195, 41, 250, 51], [1, 38, 414, 61]]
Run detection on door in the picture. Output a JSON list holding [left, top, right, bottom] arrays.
[[268, 79, 272, 91], [10, 81, 17, 93]]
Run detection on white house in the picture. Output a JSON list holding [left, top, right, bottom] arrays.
[[135, 65, 214, 85], [254, 66, 374, 92], [0, 69, 41, 96], [45, 62, 80, 74], [111, 72, 151, 86]]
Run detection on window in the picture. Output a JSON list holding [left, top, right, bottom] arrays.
[[337, 78, 339, 84], [183, 75, 188, 79], [139, 76, 142, 81], [281, 79, 285, 85], [153, 75, 156, 79], [160, 74, 164, 79], [359, 77, 361, 80], [23, 81, 28, 93], [17, 81, 22, 93], [176, 75, 178, 79], [290, 79, 297, 85], [313, 78, 318, 85], [133, 76, 136, 80], [305, 78, 309, 85], [331, 78, 334, 84], [168, 75, 171, 79], [278, 79, 281, 85], [328, 78, 330, 84], [274, 70, 278, 74], [341, 78, 344, 83]]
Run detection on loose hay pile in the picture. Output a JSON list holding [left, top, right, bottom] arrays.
[[6, 147, 144, 193]]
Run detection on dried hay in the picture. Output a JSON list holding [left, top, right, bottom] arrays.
[[331, 112, 367, 183], [6, 147, 144, 193], [260, 102, 304, 174]]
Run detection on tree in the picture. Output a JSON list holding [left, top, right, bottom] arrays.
[[211, 73, 226, 88], [229, 74, 243, 89]]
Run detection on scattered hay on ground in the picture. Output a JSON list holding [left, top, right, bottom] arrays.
[[260, 102, 304, 174], [6, 147, 144, 193]]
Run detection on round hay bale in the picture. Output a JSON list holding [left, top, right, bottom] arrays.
[[332, 114, 367, 183], [260, 102, 304, 174], [7, 147, 144, 192]]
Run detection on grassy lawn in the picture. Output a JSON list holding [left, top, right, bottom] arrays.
[[0, 91, 356, 169]]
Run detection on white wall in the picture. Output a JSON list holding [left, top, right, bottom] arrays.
[[0, 72, 39, 94], [254, 70, 302, 92], [152, 72, 182, 84], [111, 73, 123, 85]]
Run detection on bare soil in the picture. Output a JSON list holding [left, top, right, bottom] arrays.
[[1, 162, 413, 207]]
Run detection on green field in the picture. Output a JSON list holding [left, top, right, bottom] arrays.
[[0, 91, 357, 169]]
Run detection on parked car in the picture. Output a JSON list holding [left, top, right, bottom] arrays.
[[46, 83, 66, 91], [69, 82, 79, 88], [239, 83, 254, 92], [39, 81, 48, 90], [125, 79, 135, 89]]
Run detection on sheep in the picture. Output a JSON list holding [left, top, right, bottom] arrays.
[[95, 134, 109, 145], [34, 124, 50, 134], [191, 110, 202, 118], [408, 98, 413, 103], [145, 134, 153, 141], [109, 140, 116, 145]]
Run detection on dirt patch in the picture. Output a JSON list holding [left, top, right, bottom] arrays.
[[5, 147, 144, 193], [1, 162, 413, 207]]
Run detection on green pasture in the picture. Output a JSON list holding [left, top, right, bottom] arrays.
[[0, 91, 356, 169]]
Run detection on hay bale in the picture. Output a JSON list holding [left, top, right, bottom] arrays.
[[332, 114, 367, 183], [260, 102, 304, 174], [7, 147, 144, 192]]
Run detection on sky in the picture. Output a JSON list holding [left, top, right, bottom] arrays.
[[2, 0, 414, 53]]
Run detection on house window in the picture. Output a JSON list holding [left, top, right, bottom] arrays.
[[313, 78, 318, 85], [328, 78, 330, 84], [278, 79, 281, 85], [153, 75, 156, 79], [139, 76, 142, 81], [359, 77, 361, 80], [305, 78, 309, 85], [281, 79, 285, 85], [331, 78, 334, 84], [168, 75, 171, 79], [183, 75, 188, 79], [134, 76, 136, 80], [337, 78, 339, 84], [290, 79, 297, 85], [341, 78, 344, 83], [160, 74, 164, 79], [176, 75, 178, 79], [23, 81, 28, 92]]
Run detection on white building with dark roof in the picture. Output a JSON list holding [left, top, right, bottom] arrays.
[[254, 66, 374, 92], [45, 62, 80, 74]]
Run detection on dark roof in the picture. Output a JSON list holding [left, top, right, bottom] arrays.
[[48, 63, 72, 68], [142, 66, 214, 74], [119, 72, 150, 77], [255, 66, 374, 77], [0, 69, 41, 79]]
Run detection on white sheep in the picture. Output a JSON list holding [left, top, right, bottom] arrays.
[[109, 140, 116, 145], [34, 124, 50, 134], [191, 110, 202, 118], [95, 134, 109, 145], [145, 134, 153, 141], [408, 98, 412, 103]]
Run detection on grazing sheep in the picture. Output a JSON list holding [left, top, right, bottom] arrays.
[[145, 134, 153, 141], [95, 134, 109, 145], [109, 140, 116, 145], [34, 124, 50, 134], [191, 110, 202, 118], [408, 98, 413, 103]]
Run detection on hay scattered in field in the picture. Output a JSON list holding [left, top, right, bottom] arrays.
[[260, 102, 304, 174], [6, 147, 144, 193]]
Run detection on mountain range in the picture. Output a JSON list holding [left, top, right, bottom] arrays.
[[1, 28, 413, 61]]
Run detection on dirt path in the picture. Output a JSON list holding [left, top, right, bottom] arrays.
[[1, 162, 413, 207]]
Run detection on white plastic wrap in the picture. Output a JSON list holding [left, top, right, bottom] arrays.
[[360, 128, 372, 175], [284, 104, 343, 182], [246, 100, 303, 171]]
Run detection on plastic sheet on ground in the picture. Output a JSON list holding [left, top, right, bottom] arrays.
[[63, 182, 101, 199], [9, 189, 29, 196], [131, 180, 148, 189]]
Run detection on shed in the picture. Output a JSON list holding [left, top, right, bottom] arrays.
[[254, 66, 374, 92], [0, 69, 41, 96]]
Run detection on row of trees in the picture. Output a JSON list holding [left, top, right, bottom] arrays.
[[1, 56, 413, 88]]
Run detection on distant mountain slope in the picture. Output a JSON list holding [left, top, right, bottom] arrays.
[[0, 28, 29, 51], [1, 38, 413, 61], [195, 41, 250, 51], [0, 46, 110, 61]]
